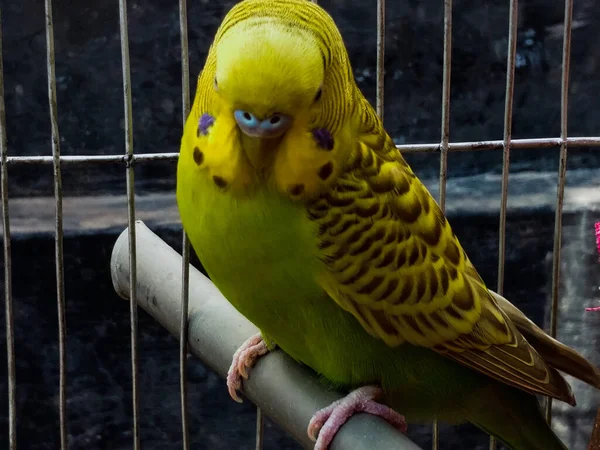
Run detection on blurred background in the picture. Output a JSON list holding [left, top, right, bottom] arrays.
[[1, 0, 600, 449]]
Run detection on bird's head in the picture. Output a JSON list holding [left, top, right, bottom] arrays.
[[189, 0, 357, 196], [214, 21, 325, 141]]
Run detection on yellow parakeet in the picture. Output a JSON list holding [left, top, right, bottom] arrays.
[[176, 1, 600, 449]]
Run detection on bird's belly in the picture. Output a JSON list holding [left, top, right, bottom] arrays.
[[178, 177, 374, 382]]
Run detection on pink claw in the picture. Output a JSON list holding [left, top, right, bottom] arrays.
[[307, 385, 407, 450], [226, 333, 270, 402], [586, 222, 600, 312]]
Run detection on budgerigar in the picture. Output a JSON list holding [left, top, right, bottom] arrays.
[[176, 1, 600, 449]]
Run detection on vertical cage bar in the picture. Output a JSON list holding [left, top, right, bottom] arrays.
[[376, 0, 385, 119], [179, 0, 190, 119], [545, 0, 573, 424], [180, 228, 191, 450], [438, 0, 452, 212], [255, 407, 265, 450], [431, 421, 439, 450], [434, 1, 452, 447], [254, 390, 264, 438], [44, 1, 68, 448], [0, 11, 17, 450], [492, 1, 519, 448], [497, 0, 519, 298], [117, 0, 140, 447], [178, 0, 191, 448]]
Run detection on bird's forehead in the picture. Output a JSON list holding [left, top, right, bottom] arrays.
[[214, 23, 323, 114], [216, 23, 319, 71]]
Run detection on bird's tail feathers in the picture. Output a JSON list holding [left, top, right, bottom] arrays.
[[491, 290, 600, 392], [468, 383, 568, 450]]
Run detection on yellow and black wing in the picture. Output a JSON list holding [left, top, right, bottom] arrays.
[[310, 97, 575, 405]]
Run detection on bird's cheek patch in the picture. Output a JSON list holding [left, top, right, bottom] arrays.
[[197, 113, 215, 137], [188, 114, 214, 169], [274, 126, 341, 200], [312, 128, 334, 150], [191, 111, 253, 191]]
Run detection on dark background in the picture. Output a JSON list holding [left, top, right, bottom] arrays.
[[1, 0, 600, 449]]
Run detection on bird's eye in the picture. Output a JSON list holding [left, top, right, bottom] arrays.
[[314, 87, 322, 102], [214, 77, 218, 91]]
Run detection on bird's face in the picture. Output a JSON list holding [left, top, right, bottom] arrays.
[[193, 3, 355, 195], [214, 23, 324, 145]]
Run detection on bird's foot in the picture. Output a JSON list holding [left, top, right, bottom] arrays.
[[227, 333, 271, 402], [307, 385, 407, 450]]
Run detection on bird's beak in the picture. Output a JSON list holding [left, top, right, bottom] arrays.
[[234, 110, 293, 139]]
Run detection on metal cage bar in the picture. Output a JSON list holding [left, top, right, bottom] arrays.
[[438, 0, 452, 215], [3, 136, 599, 167], [117, 0, 141, 447], [255, 407, 265, 450], [492, 1, 519, 448], [434, 1, 453, 447], [497, 1, 519, 303], [546, 0, 575, 424], [376, 0, 385, 120], [44, 1, 68, 448], [178, 0, 192, 448], [0, 11, 17, 450], [179, 0, 190, 450]]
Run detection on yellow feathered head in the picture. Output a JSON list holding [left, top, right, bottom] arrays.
[[188, 0, 360, 198], [210, 0, 355, 138]]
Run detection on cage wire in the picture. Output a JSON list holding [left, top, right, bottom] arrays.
[[2, 0, 600, 449]]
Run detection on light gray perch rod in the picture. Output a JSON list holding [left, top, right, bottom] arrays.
[[110, 220, 423, 450]]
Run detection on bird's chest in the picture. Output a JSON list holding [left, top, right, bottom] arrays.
[[177, 170, 392, 387], [178, 173, 325, 334]]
